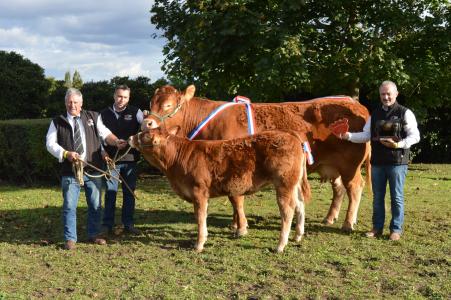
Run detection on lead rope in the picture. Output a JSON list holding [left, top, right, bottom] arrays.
[[72, 158, 122, 186], [102, 145, 140, 201], [72, 160, 85, 186]]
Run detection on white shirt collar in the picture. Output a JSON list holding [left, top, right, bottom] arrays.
[[66, 112, 81, 120]]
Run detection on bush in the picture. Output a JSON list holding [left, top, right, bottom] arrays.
[[0, 119, 59, 184], [0, 118, 161, 185]]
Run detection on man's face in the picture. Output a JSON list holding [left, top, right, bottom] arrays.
[[379, 84, 398, 107], [114, 89, 130, 111], [65, 94, 83, 116]]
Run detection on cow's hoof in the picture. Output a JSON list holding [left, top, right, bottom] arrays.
[[294, 234, 303, 243], [235, 228, 248, 237], [194, 246, 204, 253], [275, 246, 285, 253], [322, 218, 335, 225], [341, 222, 354, 233]]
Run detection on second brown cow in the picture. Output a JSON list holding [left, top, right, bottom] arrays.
[[129, 128, 311, 253], [142, 85, 371, 234]]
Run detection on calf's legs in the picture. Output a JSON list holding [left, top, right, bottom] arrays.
[[193, 200, 208, 252], [276, 190, 297, 253], [294, 192, 305, 242]]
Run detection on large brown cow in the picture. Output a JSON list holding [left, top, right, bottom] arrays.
[[142, 85, 371, 234], [129, 128, 311, 252]]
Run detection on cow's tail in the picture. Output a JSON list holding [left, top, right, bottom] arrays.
[[364, 143, 372, 195], [299, 150, 311, 204]]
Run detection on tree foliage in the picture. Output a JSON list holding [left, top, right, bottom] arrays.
[[64, 71, 72, 89], [72, 70, 84, 90], [80, 76, 168, 112], [151, 0, 450, 113], [0, 51, 51, 120]]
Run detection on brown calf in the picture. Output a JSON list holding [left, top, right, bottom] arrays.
[[129, 128, 311, 252]]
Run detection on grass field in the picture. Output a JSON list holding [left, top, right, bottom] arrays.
[[0, 164, 450, 299]]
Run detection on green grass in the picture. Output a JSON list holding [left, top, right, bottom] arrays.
[[0, 164, 450, 299]]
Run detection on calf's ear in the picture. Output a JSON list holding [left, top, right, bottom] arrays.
[[182, 85, 196, 103], [168, 126, 181, 136]]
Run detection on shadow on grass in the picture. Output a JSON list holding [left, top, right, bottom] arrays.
[[0, 207, 241, 247], [0, 201, 352, 250]]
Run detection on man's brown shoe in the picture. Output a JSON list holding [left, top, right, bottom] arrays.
[[365, 229, 382, 238], [389, 232, 401, 241], [64, 240, 76, 250], [88, 237, 107, 245]]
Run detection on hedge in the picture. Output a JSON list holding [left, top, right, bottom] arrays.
[[0, 119, 58, 184], [0, 119, 160, 185]]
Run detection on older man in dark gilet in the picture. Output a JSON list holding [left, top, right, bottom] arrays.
[[338, 81, 420, 241], [46, 88, 122, 250]]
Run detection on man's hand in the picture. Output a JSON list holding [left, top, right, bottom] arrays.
[[115, 139, 128, 150], [379, 137, 398, 149], [102, 151, 112, 163], [66, 151, 81, 162], [331, 131, 350, 140]]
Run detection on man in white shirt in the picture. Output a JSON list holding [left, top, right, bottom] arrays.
[[338, 81, 420, 241], [46, 88, 123, 250]]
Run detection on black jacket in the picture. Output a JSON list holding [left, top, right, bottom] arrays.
[[53, 110, 104, 175], [100, 105, 141, 162], [370, 102, 410, 165]]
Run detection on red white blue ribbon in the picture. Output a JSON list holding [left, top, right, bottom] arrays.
[[303, 141, 314, 165], [232, 95, 251, 104], [188, 96, 255, 140], [232, 96, 255, 135]]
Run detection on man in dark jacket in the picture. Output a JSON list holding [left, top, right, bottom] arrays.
[[338, 81, 420, 241], [100, 85, 143, 235], [46, 88, 122, 250]]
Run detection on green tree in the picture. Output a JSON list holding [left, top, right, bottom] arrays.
[[64, 71, 72, 88], [0, 51, 50, 119], [151, 0, 450, 108], [45, 79, 67, 118], [72, 70, 83, 90], [81, 80, 113, 112]]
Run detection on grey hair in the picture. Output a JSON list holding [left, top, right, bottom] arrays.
[[65, 88, 83, 102], [379, 80, 398, 92]]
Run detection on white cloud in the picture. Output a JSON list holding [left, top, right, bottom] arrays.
[[0, 27, 40, 47], [0, 0, 165, 82]]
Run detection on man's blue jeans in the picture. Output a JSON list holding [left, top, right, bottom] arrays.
[[371, 164, 408, 234], [61, 174, 103, 242], [103, 162, 137, 229]]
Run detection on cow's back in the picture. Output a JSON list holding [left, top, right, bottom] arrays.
[[175, 130, 303, 198], [192, 98, 369, 181]]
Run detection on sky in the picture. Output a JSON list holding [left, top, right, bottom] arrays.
[[0, 0, 166, 82]]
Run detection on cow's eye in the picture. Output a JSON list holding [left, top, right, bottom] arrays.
[[163, 103, 172, 110]]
